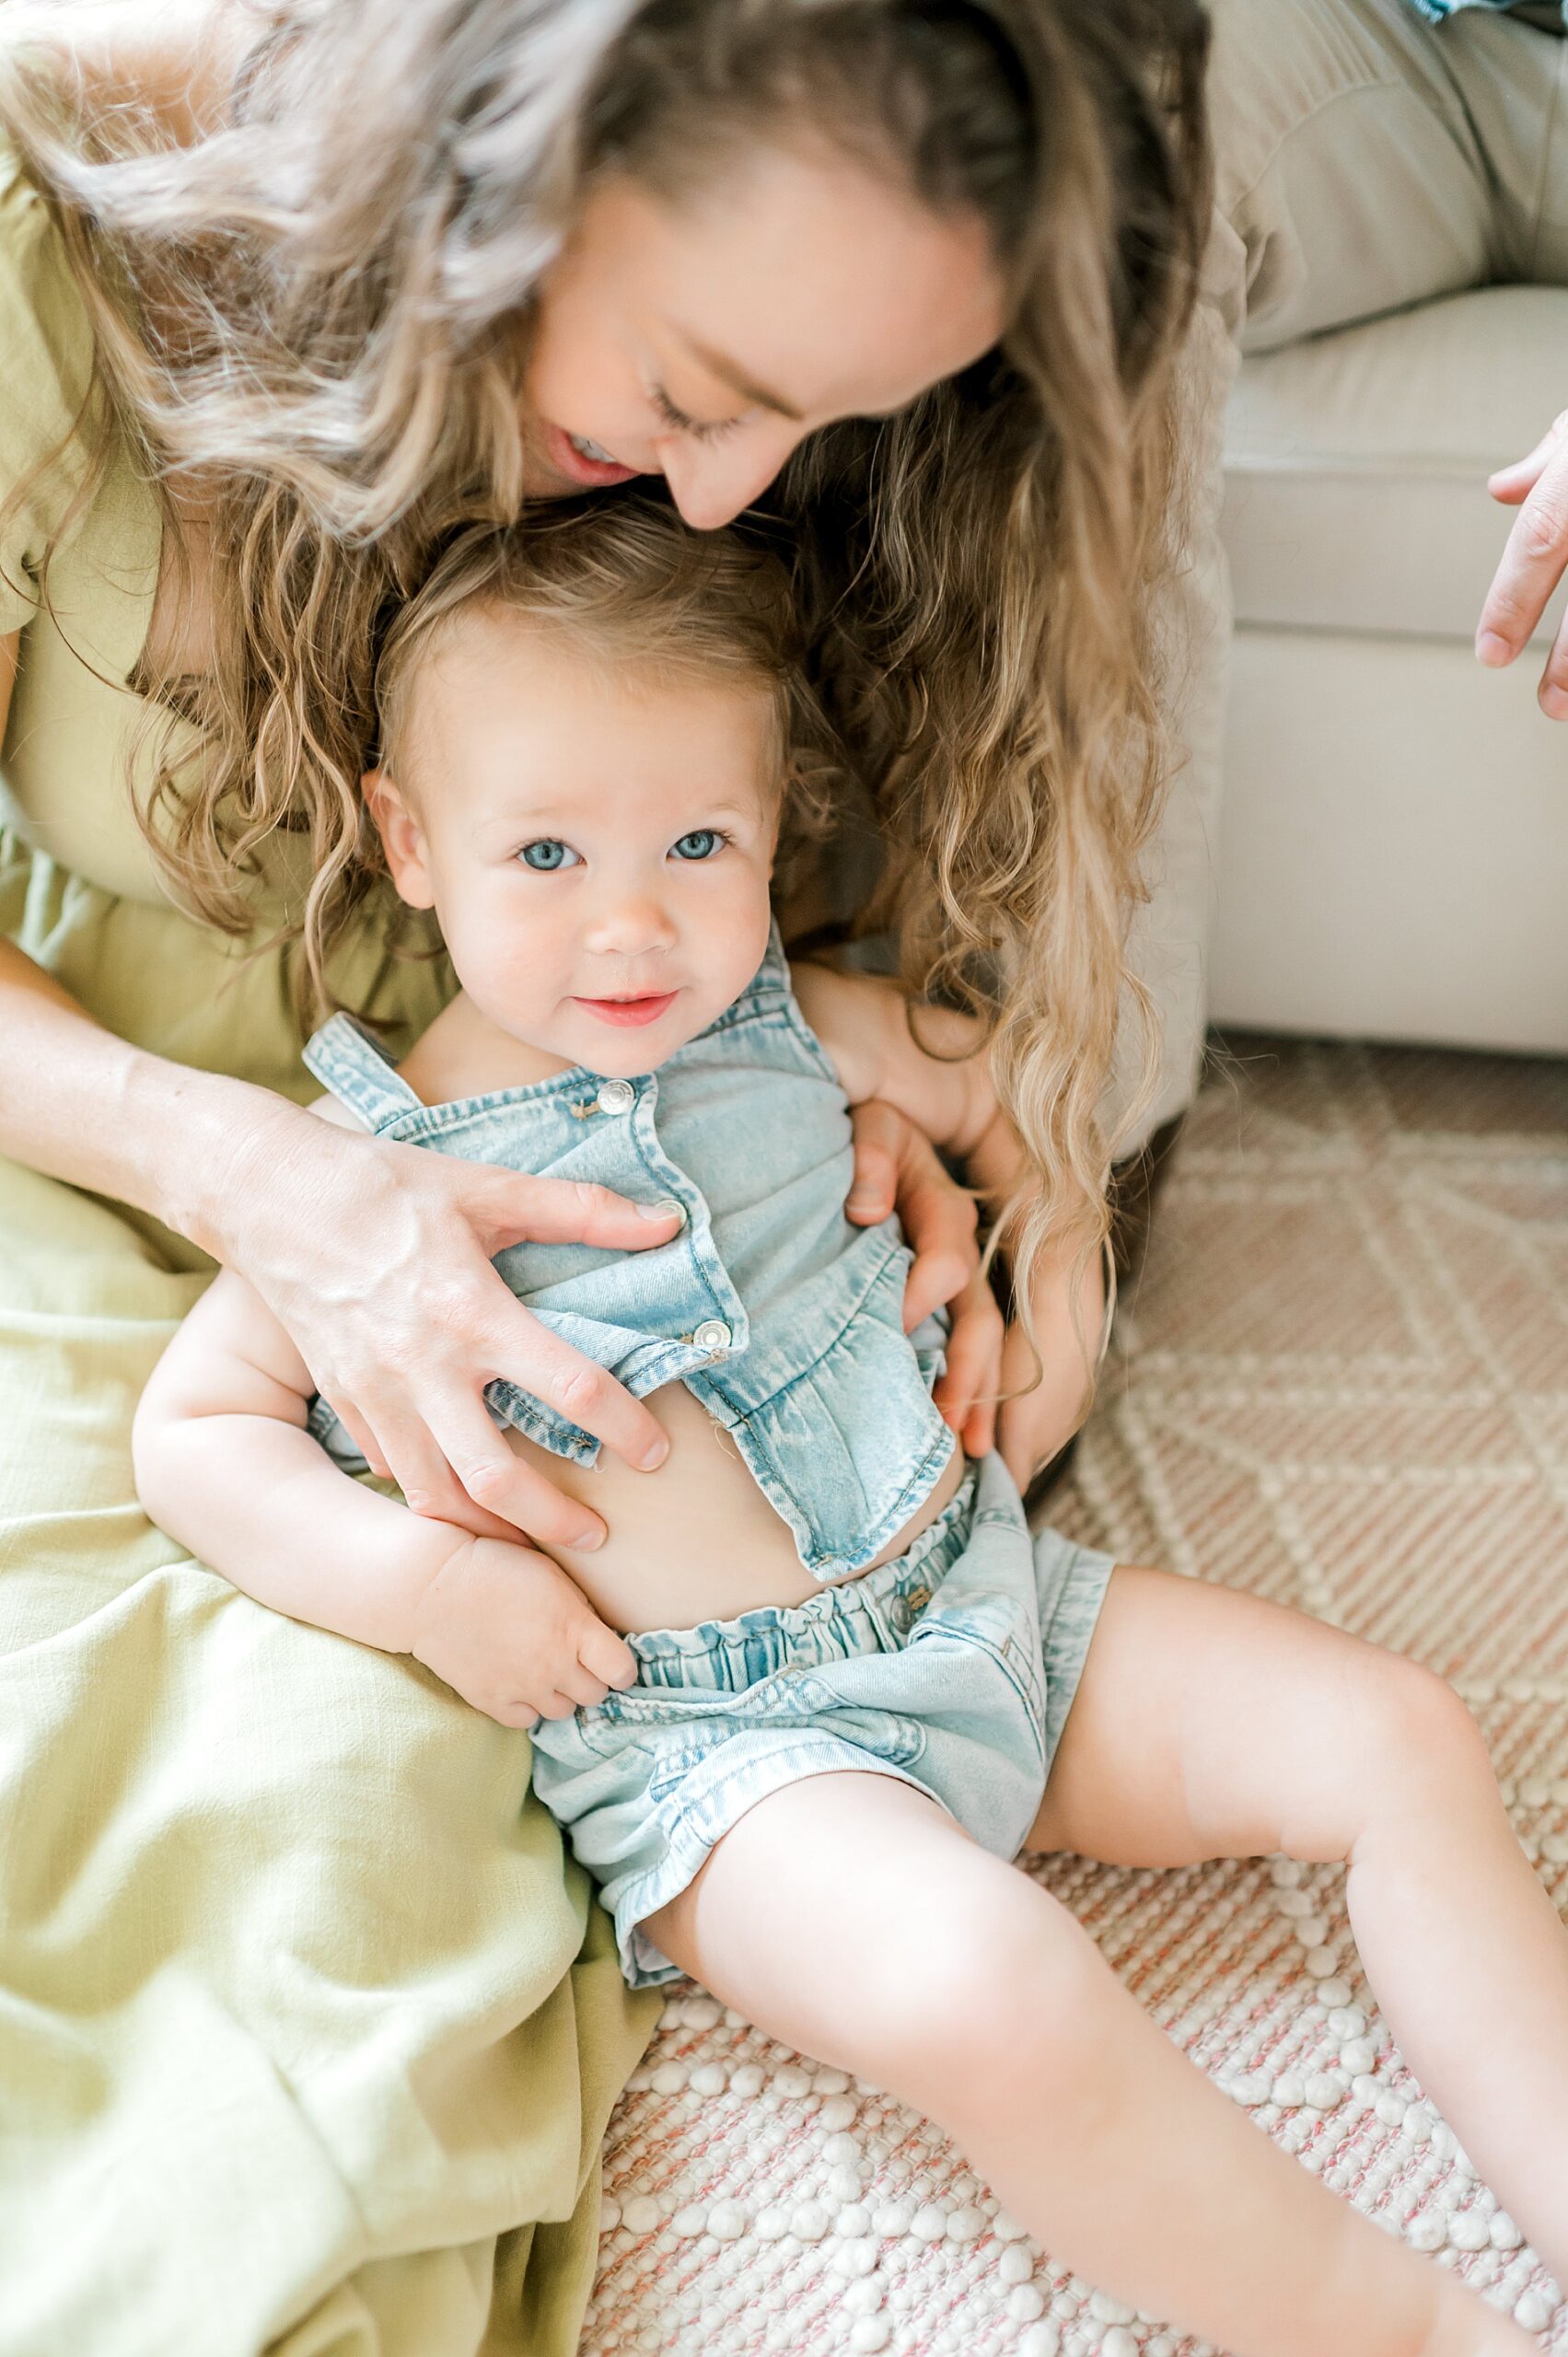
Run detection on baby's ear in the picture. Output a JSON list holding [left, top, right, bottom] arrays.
[[364, 768, 436, 910]]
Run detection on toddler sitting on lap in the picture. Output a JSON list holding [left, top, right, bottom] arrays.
[[135, 499, 1568, 2357]]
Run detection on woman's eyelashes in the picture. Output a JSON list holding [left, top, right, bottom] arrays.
[[648, 381, 744, 444]]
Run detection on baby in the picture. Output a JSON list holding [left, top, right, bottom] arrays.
[[135, 499, 1568, 2357]]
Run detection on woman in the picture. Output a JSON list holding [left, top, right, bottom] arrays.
[[0, 4, 1208, 2351]]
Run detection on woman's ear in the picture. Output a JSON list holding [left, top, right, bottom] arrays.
[[364, 769, 436, 909]]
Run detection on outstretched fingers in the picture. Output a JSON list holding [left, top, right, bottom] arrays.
[[1479, 409, 1568, 716], [482, 1295, 669, 1472], [476, 1168, 686, 1254]]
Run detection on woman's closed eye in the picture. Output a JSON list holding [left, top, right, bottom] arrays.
[[669, 829, 726, 862], [517, 838, 582, 871], [648, 383, 745, 444]]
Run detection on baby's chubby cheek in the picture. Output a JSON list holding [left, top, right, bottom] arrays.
[[445, 916, 563, 1029]]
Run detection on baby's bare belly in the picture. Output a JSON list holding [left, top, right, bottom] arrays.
[[507, 1382, 964, 1636]]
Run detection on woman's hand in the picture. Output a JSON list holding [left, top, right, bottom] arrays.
[[995, 1229, 1108, 1497], [213, 1098, 682, 1546], [845, 1098, 1002, 1456], [994, 1318, 1086, 1496], [410, 1531, 638, 1731], [1478, 408, 1568, 719]]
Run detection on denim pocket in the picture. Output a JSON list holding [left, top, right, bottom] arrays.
[[905, 1602, 1047, 1770]]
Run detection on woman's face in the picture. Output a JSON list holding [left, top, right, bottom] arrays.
[[524, 141, 1006, 530]]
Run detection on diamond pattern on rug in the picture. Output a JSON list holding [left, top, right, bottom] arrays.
[[587, 1035, 1568, 2356]]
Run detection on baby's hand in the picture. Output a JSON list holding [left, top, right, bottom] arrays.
[[409, 1534, 638, 1729]]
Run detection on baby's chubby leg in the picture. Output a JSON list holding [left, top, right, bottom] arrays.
[[1031, 1567, 1568, 2293], [644, 1771, 1527, 2357]]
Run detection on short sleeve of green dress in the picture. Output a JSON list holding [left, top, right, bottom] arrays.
[[0, 138, 656, 2357]]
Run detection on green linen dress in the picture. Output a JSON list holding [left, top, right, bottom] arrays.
[[0, 138, 656, 2357]]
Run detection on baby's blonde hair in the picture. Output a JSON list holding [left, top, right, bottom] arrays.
[[371, 495, 837, 865]]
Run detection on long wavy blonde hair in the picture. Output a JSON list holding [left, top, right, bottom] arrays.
[[0, 0, 1211, 1351]]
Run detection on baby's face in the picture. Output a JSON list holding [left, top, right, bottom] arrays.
[[369, 607, 781, 1078]]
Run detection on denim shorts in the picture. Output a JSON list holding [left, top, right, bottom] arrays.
[[529, 1452, 1116, 1987]]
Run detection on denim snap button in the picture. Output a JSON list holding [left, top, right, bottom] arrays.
[[596, 1078, 635, 1115], [889, 1596, 913, 1634], [692, 1318, 731, 1355]]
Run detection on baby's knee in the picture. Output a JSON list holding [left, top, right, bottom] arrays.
[[877, 1872, 1110, 2123], [1348, 1649, 1494, 1816]]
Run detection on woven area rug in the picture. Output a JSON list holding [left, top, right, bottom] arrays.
[[586, 1031, 1568, 2357]]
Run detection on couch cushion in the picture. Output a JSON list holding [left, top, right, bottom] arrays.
[[1223, 284, 1568, 646]]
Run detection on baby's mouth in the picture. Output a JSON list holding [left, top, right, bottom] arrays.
[[573, 991, 679, 1029]]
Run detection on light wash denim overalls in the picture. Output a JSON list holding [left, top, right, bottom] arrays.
[[304, 930, 1113, 1987]]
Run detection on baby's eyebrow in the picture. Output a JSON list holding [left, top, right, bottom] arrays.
[[468, 782, 774, 845], [469, 807, 575, 852], [699, 797, 768, 823]]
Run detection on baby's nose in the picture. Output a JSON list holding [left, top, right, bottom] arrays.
[[586, 890, 677, 957]]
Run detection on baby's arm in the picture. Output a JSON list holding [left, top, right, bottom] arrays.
[[792, 964, 1106, 1482], [133, 1160, 634, 1726], [133, 1260, 460, 1650]]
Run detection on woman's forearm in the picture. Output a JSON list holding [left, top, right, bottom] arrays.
[[0, 935, 304, 1256]]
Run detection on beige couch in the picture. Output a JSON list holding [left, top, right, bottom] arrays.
[[1214, 284, 1568, 1056]]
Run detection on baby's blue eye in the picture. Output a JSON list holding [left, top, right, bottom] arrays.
[[671, 830, 721, 862], [518, 839, 580, 871]]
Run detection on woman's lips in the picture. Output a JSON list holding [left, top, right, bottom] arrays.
[[539, 421, 642, 489], [574, 992, 678, 1028]]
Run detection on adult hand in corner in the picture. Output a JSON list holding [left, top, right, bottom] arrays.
[[1477, 407, 1568, 721]]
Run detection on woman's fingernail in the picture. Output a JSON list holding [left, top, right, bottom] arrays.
[[1543, 682, 1568, 721], [573, 1522, 606, 1551], [1476, 630, 1512, 666], [639, 1437, 669, 1471], [638, 1196, 685, 1224]]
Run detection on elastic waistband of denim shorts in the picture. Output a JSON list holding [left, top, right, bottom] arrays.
[[625, 1463, 984, 1670]]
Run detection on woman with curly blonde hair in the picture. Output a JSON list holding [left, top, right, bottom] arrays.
[[0, 3, 1207, 2350]]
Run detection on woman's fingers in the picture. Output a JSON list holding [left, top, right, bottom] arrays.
[[473, 1168, 685, 1256], [424, 1392, 608, 1549], [365, 1411, 517, 1538], [1478, 409, 1568, 714], [334, 1306, 668, 1535], [484, 1297, 669, 1471], [1542, 606, 1568, 723], [845, 1099, 900, 1225], [933, 1270, 1004, 1456], [897, 1170, 979, 1335], [847, 1100, 980, 1329], [1486, 412, 1565, 505], [320, 1393, 392, 1480]]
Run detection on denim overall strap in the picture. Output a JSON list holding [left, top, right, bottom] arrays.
[[301, 1012, 424, 1132]]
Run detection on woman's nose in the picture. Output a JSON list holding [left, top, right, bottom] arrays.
[[657, 424, 805, 531]]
